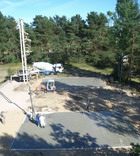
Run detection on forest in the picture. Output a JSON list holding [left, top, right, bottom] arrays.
[[0, 0, 140, 82]]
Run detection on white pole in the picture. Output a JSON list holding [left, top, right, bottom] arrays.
[[19, 19, 25, 82], [21, 19, 28, 82], [28, 83, 36, 120], [19, 19, 35, 119], [19, 19, 28, 83]]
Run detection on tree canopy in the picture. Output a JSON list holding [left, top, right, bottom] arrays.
[[0, 0, 140, 82]]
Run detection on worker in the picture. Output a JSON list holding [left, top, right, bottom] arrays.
[[86, 98, 90, 112], [0, 111, 5, 124], [36, 113, 41, 127], [39, 114, 46, 128]]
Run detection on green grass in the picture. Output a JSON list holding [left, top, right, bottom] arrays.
[[0, 62, 32, 71], [71, 63, 113, 75], [59, 72, 71, 77], [131, 78, 140, 83], [0, 62, 22, 70], [0, 63, 22, 83]]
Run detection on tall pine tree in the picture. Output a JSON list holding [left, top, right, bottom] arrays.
[[115, 0, 140, 81]]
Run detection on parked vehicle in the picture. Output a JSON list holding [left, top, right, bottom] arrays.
[[53, 63, 64, 73], [35, 80, 56, 94], [17, 69, 31, 81], [32, 62, 64, 75]]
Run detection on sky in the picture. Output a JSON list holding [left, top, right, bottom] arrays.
[[0, 0, 139, 23]]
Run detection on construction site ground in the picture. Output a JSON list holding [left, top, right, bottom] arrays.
[[0, 75, 140, 156]]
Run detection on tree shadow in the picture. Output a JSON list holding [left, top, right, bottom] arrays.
[[64, 64, 107, 79], [56, 88, 140, 137], [130, 81, 140, 93], [41, 78, 106, 90], [49, 123, 105, 149], [40, 77, 140, 138], [65, 63, 140, 93], [9, 121, 106, 150], [84, 111, 139, 137], [10, 132, 53, 150], [0, 133, 131, 156]]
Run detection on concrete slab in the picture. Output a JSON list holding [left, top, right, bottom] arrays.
[[42, 77, 106, 89], [11, 111, 140, 150]]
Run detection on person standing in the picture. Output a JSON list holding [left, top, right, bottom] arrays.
[[0, 111, 5, 124], [39, 114, 46, 128], [36, 113, 41, 127], [86, 98, 90, 112]]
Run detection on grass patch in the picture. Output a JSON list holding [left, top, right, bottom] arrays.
[[0, 62, 22, 70], [71, 63, 113, 75], [0, 63, 23, 83], [131, 78, 140, 83]]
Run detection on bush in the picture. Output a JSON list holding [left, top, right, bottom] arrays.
[[130, 143, 140, 156]]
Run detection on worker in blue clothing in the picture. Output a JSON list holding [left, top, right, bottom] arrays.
[[36, 113, 41, 127]]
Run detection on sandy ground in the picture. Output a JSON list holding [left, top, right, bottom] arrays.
[[0, 81, 31, 153], [0, 78, 139, 156]]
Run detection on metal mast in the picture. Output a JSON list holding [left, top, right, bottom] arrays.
[[19, 19, 28, 83], [18, 19, 36, 120]]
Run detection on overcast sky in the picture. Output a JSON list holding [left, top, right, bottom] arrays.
[[0, 0, 139, 23]]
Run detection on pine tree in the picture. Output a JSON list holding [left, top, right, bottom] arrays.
[[115, 0, 140, 81], [0, 12, 19, 63]]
